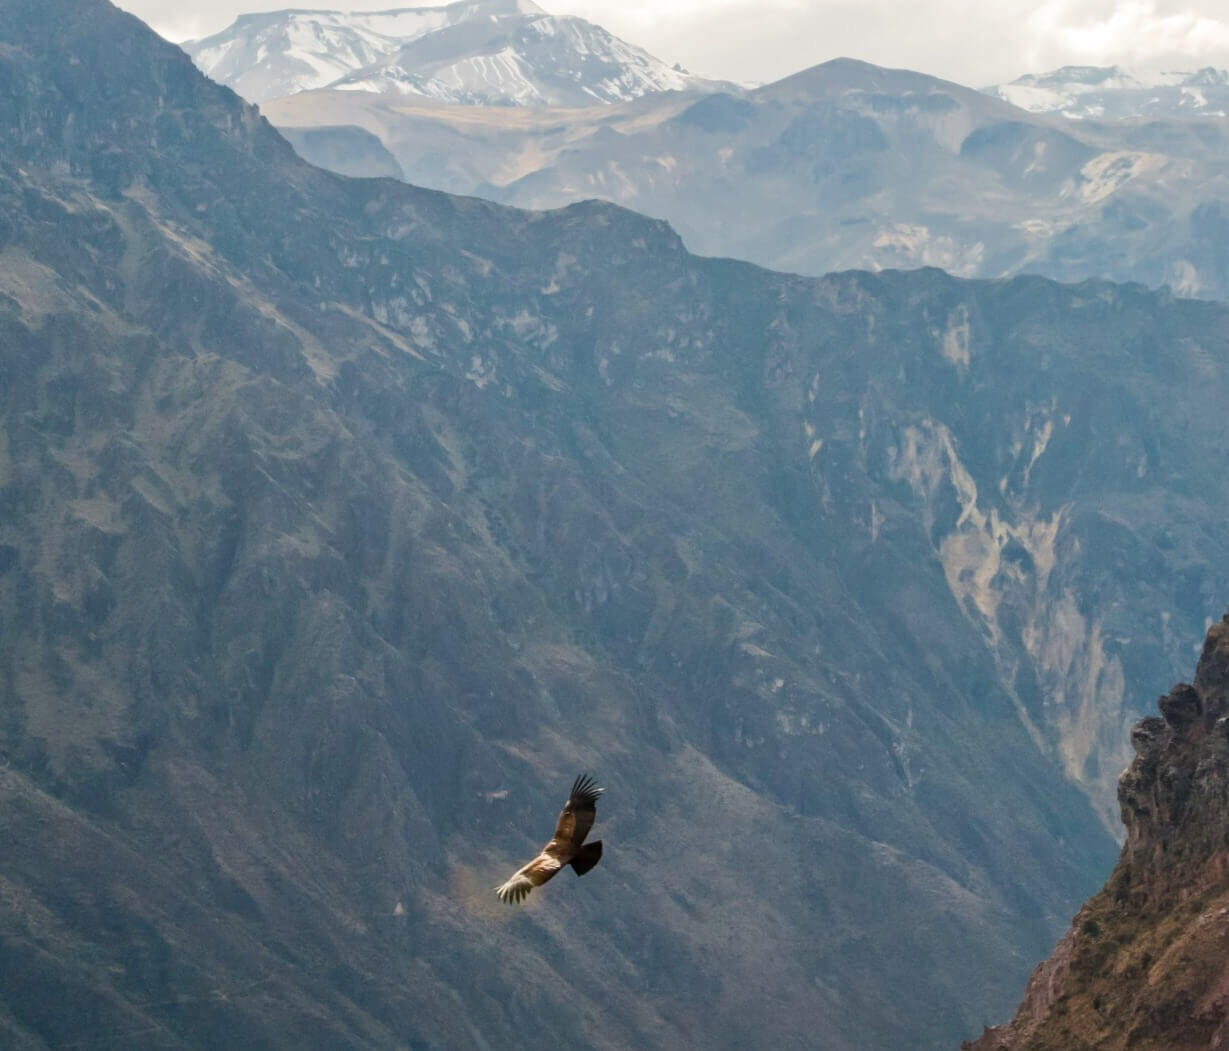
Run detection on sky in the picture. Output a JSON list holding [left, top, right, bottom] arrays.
[[119, 0, 1229, 89]]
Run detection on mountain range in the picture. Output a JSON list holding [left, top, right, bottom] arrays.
[[5, 1, 1229, 1050], [984, 64, 1229, 120], [184, 0, 716, 106], [190, 7, 1229, 303], [261, 54, 1229, 301]]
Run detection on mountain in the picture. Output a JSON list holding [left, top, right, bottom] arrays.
[[279, 122, 405, 178], [324, 11, 706, 105], [985, 65, 1229, 120], [4, 2, 1229, 1050], [184, 0, 714, 105], [266, 55, 1229, 299], [183, 0, 534, 102], [966, 614, 1229, 1050]]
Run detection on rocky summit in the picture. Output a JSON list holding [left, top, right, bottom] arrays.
[[966, 614, 1229, 1050], [2, 1, 1229, 1051]]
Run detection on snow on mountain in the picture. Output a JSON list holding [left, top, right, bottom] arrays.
[[185, 1, 543, 102], [985, 64, 1229, 119], [328, 11, 701, 105], [184, 0, 709, 106]]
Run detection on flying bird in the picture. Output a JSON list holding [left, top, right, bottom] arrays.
[[495, 775, 604, 905]]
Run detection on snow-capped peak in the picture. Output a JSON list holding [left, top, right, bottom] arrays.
[[1180, 67, 1229, 88], [983, 63, 1229, 120], [328, 11, 706, 106], [184, 0, 711, 106]]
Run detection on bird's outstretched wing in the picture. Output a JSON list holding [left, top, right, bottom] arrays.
[[494, 851, 562, 904], [551, 774, 603, 853]]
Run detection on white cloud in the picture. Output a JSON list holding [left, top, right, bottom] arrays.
[[117, 0, 1229, 86], [547, 0, 1229, 85], [1025, 0, 1229, 71]]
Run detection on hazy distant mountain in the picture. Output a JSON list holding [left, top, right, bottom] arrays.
[[184, 0, 715, 105], [279, 122, 405, 178], [183, 0, 526, 102], [325, 11, 706, 105], [267, 56, 1229, 299], [985, 64, 1229, 120]]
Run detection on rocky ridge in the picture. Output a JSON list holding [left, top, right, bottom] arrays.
[[967, 613, 1229, 1050]]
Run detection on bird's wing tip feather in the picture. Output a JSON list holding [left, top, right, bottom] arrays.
[[570, 773, 604, 801], [494, 873, 534, 905]]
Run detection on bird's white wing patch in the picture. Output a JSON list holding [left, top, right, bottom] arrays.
[[494, 872, 535, 905]]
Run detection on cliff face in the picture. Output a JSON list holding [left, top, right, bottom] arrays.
[[967, 614, 1229, 1051]]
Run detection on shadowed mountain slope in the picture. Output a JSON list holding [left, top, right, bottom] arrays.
[[2, 2, 1229, 1050]]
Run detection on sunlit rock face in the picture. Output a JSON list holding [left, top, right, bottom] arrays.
[[966, 616, 1229, 1051], [2, 2, 1229, 1051]]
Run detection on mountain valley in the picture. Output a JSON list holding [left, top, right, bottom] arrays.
[[3, 2, 1229, 1050]]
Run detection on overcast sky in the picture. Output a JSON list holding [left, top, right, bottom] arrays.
[[118, 0, 1229, 88]]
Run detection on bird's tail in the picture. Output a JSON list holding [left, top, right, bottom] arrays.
[[570, 840, 602, 876]]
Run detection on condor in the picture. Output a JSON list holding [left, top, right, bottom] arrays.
[[495, 775, 604, 905]]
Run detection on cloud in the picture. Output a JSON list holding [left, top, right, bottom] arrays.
[[542, 0, 1229, 85], [1025, 0, 1229, 71], [117, 1, 251, 42], [117, 0, 1229, 85]]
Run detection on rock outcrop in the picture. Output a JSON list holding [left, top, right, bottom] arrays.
[[967, 613, 1229, 1050]]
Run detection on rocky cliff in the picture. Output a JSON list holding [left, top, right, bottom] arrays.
[[967, 613, 1229, 1050]]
